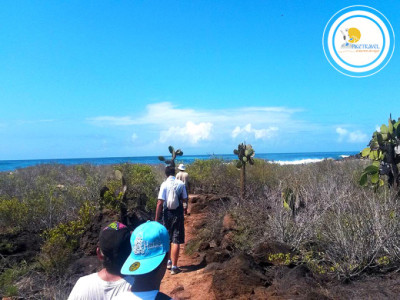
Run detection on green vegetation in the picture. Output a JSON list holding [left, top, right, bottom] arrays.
[[360, 115, 400, 190], [233, 143, 255, 199], [0, 261, 31, 297], [158, 145, 183, 168], [38, 201, 95, 275], [193, 158, 400, 280], [1, 149, 400, 297], [0, 163, 161, 296]]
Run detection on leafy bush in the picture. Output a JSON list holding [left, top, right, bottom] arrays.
[[0, 261, 30, 297], [112, 164, 159, 212], [187, 159, 238, 194], [0, 197, 29, 232], [204, 159, 400, 279], [0, 164, 110, 232], [38, 202, 95, 275]]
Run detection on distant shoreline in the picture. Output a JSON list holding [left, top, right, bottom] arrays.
[[0, 151, 359, 172]]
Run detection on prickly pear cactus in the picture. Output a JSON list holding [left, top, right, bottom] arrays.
[[234, 143, 255, 199], [158, 145, 183, 168], [234, 143, 255, 168], [360, 115, 400, 190]]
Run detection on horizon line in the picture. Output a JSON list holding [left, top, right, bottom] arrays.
[[0, 150, 360, 163]]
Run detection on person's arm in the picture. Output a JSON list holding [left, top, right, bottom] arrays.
[[155, 199, 164, 222], [186, 175, 190, 194], [182, 185, 188, 214], [156, 183, 166, 222]]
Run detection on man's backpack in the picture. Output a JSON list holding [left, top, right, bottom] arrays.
[[166, 179, 181, 210]]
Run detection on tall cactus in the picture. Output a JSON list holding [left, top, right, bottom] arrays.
[[234, 143, 255, 199], [359, 115, 400, 190], [158, 145, 183, 168]]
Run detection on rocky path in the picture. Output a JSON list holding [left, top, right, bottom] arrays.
[[159, 196, 216, 300]]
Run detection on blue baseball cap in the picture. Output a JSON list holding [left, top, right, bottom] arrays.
[[121, 221, 170, 275]]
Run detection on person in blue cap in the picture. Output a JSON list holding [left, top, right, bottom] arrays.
[[114, 221, 171, 300]]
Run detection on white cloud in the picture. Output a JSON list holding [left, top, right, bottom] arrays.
[[336, 127, 367, 143], [88, 116, 137, 126], [336, 127, 348, 142], [88, 102, 315, 145], [349, 131, 368, 143], [232, 124, 278, 140], [88, 102, 303, 127], [160, 121, 213, 144], [131, 133, 138, 142]]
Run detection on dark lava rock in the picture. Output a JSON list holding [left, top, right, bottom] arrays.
[[80, 209, 119, 256], [205, 249, 231, 264], [79, 207, 151, 256], [0, 230, 42, 264], [211, 253, 273, 299], [251, 240, 293, 265], [189, 194, 231, 214]]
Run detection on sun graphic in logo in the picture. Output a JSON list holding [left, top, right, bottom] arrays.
[[348, 27, 361, 43]]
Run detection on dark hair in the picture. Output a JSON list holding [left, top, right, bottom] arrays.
[[102, 242, 131, 275], [99, 226, 131, 275], [165, 166, 175, 177]]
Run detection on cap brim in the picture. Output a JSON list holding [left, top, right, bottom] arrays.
[[121, 252, 166, 275]]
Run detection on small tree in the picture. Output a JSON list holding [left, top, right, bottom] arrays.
[[360, 115, 400, 190], [234, 143, 255, 199], [158, 145, 183, 168]]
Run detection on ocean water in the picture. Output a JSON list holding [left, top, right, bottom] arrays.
[[0, 151, 358, 172]]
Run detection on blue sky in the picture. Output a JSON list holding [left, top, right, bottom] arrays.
[[0, 0, 399, 159]]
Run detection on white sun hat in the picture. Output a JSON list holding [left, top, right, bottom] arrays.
[[178, 164, 186, 171]]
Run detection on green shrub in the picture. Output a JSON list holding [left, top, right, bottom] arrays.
[[115, 164, 159, 212], [0, 197, 29, 232], [38, 201, 95, 275], [0, 261, 30, 296], [187, 159, 238, 194]]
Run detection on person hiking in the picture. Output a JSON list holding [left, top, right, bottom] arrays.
[[176, 164, 190, 215], [68, 221, 133, 300], [155, 165, 188, 275], [114, 221, 171, 300]]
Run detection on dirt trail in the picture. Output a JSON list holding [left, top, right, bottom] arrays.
[[159, 196, 216, 300]]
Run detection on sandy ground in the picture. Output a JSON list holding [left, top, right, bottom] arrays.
[[159, 205, 216, 300]]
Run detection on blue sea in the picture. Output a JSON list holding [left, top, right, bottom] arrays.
[[0, 152, 358, 172]]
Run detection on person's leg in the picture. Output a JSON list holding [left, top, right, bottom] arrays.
[[171, 243, 180, 266], [163, 210, 173, 269]]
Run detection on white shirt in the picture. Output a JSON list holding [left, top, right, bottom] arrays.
[[113, 290, 159, 300], [67, 273, 133, 300], [158, 176, 187, 208]]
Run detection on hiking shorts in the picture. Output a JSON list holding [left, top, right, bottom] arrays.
[[163, 206, 185, 244]]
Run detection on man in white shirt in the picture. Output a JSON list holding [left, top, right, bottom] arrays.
[[115, 221, 171, 300], [68, 221, 133, 300], [155, 166, 188, 275]]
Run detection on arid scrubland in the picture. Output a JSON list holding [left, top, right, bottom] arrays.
[[1, 158, 400, 298]]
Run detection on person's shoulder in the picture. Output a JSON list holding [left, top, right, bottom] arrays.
[[68, 273, 100, 300], [75, 272, 99, 284], [113, 291, 136, 300], [159, 180, 168, 188], [175, 179, 185, 186]]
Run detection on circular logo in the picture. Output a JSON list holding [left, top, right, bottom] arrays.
[[323, 6, 395, 77], [129, 262, 140, 272]]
